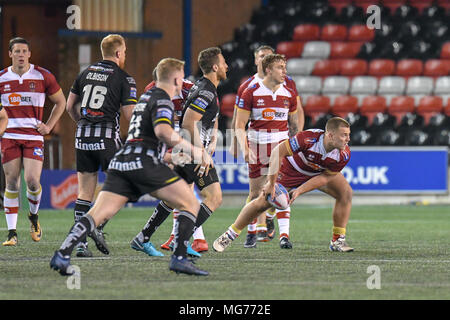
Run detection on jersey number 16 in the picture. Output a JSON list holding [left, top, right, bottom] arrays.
[[81, 84, 108, 109]]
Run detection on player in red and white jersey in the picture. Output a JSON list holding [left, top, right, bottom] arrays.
[[230, 45, 305, 247], [140, 70, 208, 254], [234, 53, 299, 249], [213, 117, 354, 253], [0, 37, 66, 246]]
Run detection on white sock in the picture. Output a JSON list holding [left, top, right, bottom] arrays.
[[276, 207, 291, 238], [193, 225, 205, 240], [4, 189, 19, 230], [27, 185, 42, 215]]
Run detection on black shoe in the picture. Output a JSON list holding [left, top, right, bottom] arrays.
[[89, 228, 109, 255], [169, 255, 209, 276], [50, 251, 74, 276], [267, 219, 275, 240], [243, 233, 257, 248], [280, 236, 293, 249], [75, 242, 93, 257]]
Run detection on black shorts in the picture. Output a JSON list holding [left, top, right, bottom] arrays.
[[174, 163, 219, 191], [102, 154, 180, 202], [75, 137, 120, 173]]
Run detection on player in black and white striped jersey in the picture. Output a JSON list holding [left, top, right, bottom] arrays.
[[65, 34, 136, 257]]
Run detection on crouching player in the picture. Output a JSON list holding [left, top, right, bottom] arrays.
[[213, 117, 354, 253], [50, 58, 211, 276]]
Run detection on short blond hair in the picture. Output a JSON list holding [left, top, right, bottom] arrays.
[[156, 58, 185, 82], [325, 117, 350, 132], [261, 53, 286, 75], [101, 34, 125, 58]]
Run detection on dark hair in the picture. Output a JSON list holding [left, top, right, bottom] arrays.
[[9, 37, 30, 51], [261, 53, 286, 75], [198, 47, 222, 74], [254, 45, 274, 56]]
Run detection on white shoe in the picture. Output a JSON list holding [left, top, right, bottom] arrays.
[[329, 236, 354, 252], [213, 232, 234, 253]]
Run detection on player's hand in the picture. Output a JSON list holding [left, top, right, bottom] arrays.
[[288, 188, 301, 205], [195, 150, 214, 177], [37, 123, 51, 136], [262, 181, 276, 201], [171, 151, 192, 167], [229, 140, 239, 159]]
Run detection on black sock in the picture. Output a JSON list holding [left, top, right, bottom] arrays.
[[173, 211, 196, 258], [74, 199, 91, 244], [193, 203, 213, 231], [59, 215, 95, 257], [137, 201, 173, 243]]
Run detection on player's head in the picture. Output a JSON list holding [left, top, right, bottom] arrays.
[[152, 67, 158, 81], [9, 37, 31, 69], [101, 34, 126, 68], [198, 47, 228, 81], [325, 117, 351, 150], [254, 45, 274, 72], [261, 53, 286, 84], [156, 58, 185, 95]]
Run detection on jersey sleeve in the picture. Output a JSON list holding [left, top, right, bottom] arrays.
[[286, 76, 299, 97], [152, 98, 174, 127], [286, 131, 308, 155], [288, 91, 298, 113], [41, 68, 61, 96], [187, 89, 215, 115], [121, 75, 138, 106], [70, 75, 81, 96], [236, 86, 253, 112], [326, 148, 351, 174], [144, 81, 155, 93]]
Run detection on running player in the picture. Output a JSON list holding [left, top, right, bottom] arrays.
[[66, 34, 137, 257], [230, 45, 304, 248], [50, 58, 210, 276], [1, 37, 66, 246], [130, 47, 227, 253], [213, 117, 353, 253]]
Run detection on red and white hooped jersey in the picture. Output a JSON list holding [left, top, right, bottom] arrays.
[[0, 64, 61, 141], [284, 129, 351, 178], [237, 81, 297, 144], [144, 79, 193, 131]]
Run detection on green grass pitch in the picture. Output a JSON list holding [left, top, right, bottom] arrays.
[[0, 204, 449, 300]]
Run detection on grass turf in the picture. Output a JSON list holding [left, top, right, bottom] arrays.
[[0, 204, 449, 300]]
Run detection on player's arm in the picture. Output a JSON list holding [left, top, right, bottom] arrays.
[[38, 89, 66, 136], [121, 104, 135, 122], [66, 92, 81, 122], [289, 170, 338, 205], [263, 139, 292, 199], [288, 110, 299, 138], [229, 106, 239, 158], [0, 106, 8, 136], [235, 108, 250, 162], [296, 96, 305, 131], [207, 118, 219, 156]]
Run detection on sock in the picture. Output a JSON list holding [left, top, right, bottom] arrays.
[[59, 215, 95, 257], [256, 223, 267, 233], [247, 218, 257, 234], [193, 225, 205, 240], [266, 207, 276, 220], [193, 203, 213, 229], [332, 226, 346, 241], [170, 209, 180, 236], [74, 199, 91, 244], [137, 201, 173, 243], [226, 224, 241, 240], [27, 185, 42, 215], [276, 208, 290, 239], [173, 210, 196, 258], [4, 189, 19, 231]]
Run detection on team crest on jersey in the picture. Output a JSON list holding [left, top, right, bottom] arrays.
[[29, 81, 36, 91], [307, 154, 315, 161], [304, 137, 317, 144], [33, 148, 43, 158]]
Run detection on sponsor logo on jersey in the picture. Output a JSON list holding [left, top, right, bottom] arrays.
[[194, 97, 208, 109], [238, 98, 244, 108], [108, 157, 143, 171], [305, 137, 317, 144], [33, 147, 43, 157], [199, 90, 215, 101], [156, 109, 173, 120], [130, 87, 137, 98], [8, 93, 32, 106], [289, 137, 299, 152], [126, 77, 136, 85], [257, 99, 265, 106], [4, 84, 11, 91], [50, 174, 79, 209], [75, 138, 106, 151], [262, 108, 276, 120]]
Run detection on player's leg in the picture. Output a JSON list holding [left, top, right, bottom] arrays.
[[1, 154, 22, 246], [213, 192, 272, 252], [191, 187, 208, 252], [196, 179, 222, 229], [318, 173, 354, 252], [244, 175, 266, 248]]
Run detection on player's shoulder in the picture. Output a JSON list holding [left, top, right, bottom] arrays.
[[34, 65, 54, 75], [0, 68, 9, 78], [33, 65, 57, 81], [298, 129, 324, 145], [340, 145, 351, 162], [238, 75, 256, 90], [144, 81, 156, 92], [118, 68, 136, 86], [242, 81, 261, 95]]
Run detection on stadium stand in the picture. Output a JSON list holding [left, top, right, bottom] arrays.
[[217, 0, 450, 145]]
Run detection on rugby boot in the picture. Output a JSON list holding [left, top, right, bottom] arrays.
[[279, 236, 293, 249], [192, 239, 209, 253], [266, 218, 275, 240], [28, 214, 42, 242], [89, 227, 109, 255], [130, 237, 164, 256], [75, 242, 93, 257], [329, 236, 354, 252], [50, 251, 74, 276], [160, 234, 174, 251], [243, 233, 257, 248], [213, 232, 234, 253], [169, 255, 209, 276], [2, 230, 18, 246]]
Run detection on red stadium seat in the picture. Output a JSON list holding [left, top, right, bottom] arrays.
[[437, 0, 450, 12], [328, 0, 352, 14], [360, 96, 387, 125], [388, 96, 415, 125], [408, 0, 433, 14], [220, 93, 237, 118], [329, 41, 363, 59], [331, 95, 359, 118], [304, 95, 331, 124], [293, 24, 320, 41], [381, 0, 406, 13], [339, 59, 368, 76], [348, 25, 375, 42], [276, 41, 305, 59], [311, 60, 340, 76], [395, 59, 424, 77], [423, 60, 450, 77], [353, 1, 380, 11], [368, 59, 396, 77], [444, 98, 450, 116], [320, 24, 348, 41], [440, 42, 450, 59], [416, 96, 444, 125]]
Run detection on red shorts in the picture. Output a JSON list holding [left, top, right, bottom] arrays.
[[1, 138, 44, 164], [248, 141, 283, 179], [276, 158, 311, 189]]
